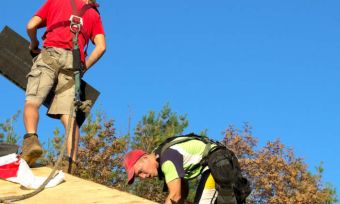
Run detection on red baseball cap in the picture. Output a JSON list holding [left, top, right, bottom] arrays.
[[124, 149, 146, 184]]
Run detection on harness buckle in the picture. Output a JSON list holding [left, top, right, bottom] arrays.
[[69, 15, 83, 33]]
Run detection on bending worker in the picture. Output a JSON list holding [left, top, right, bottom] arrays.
[[124, 133, 251, 204], [22, 0, 106, 166]]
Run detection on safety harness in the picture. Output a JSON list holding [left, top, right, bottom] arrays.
[[154, 133, 251, 204], [42, 0, 99, 55], [154, 133, 224, 180], [41, 0, 99, 113]]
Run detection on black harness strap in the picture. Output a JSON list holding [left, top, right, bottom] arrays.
[[47, 1, 98, 96], [154, 133, 224, 180]]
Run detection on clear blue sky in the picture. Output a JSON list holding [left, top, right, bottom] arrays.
[[1, 0, 339, 193]]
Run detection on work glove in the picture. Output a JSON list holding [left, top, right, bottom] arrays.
[[29, 40, 41, 58]]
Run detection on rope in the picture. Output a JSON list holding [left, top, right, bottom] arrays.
[[0, 103, 76, 203]]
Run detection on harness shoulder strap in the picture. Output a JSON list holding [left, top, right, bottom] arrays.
[[42, 1, 99, 40], [156, 133, 221, 188], [79, 3, 100, 16], [154, 133, 218, 158], [155, 137, 192, 158], [70, 0, 78, 15], [155, 133, 219, 178], [155, 135, 193, 181]]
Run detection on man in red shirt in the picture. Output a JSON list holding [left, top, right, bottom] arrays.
[[22, 0, 106, 167]]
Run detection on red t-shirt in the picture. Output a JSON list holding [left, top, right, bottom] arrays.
[[35, 0, 105, 62]]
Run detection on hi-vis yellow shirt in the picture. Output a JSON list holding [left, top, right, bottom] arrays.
[[160, 138, 216, 183]]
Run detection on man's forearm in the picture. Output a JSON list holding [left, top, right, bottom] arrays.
[[164, 178, 185, 204], [85, 44, 105, 70], [85, 34, 106, 70], [26, 16, 42, 49], [27, 28, 38, 45]]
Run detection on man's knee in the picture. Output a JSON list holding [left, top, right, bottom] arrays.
[[60, 114, 79, 129], [24, 100, 41, 111], [60, 114, 68, 125]]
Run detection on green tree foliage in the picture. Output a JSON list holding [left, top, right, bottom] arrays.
[[132, 103, 189, 152], [0, 111, 20, 144]]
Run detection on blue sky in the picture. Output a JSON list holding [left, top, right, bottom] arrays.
[[1, 0, 339, 194]]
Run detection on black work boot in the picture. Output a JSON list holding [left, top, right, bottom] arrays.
[[21, 133, 43, 166]]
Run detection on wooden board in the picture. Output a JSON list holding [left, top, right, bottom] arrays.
[[0, 26, 100, 126], [0, 167, 157, 204]]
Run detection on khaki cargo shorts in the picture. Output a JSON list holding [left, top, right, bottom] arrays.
[[26, 47, 76, 117]]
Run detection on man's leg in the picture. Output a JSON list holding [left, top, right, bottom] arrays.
[[22, 100, 43, 166], [24, 101, 40, 133], [60, 114, 80, 165], [22, 52, 56, 166], [194, 170, 218, 204]]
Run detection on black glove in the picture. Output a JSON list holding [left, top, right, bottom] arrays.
[[30, 49, 41, 58]]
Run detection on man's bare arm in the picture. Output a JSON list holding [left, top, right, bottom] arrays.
[[26, 16, 43, 51], [85, 34, 106, 71], [165, 178, 186, 204]]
